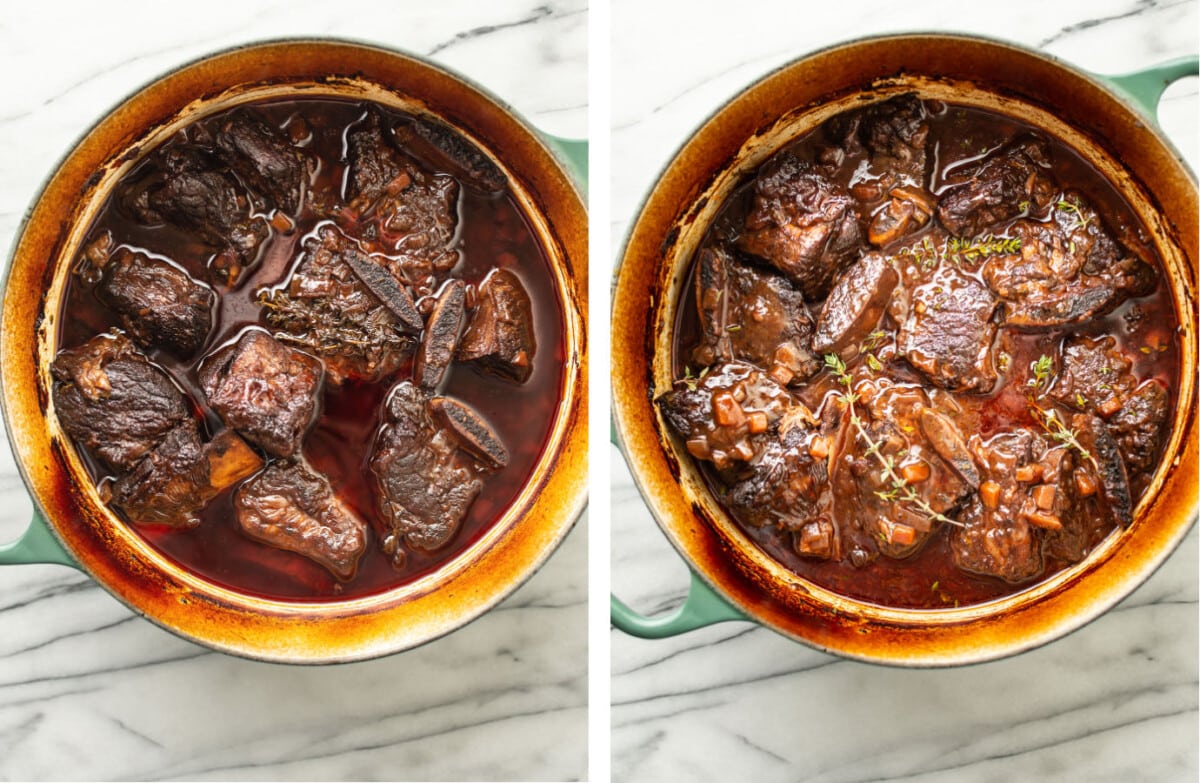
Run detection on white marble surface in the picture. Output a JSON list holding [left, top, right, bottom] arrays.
[[611, 2, 1198, 782], [0, 1, 586, 781]]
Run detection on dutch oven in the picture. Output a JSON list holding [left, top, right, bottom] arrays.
[[611, 33, 1197, 666], [0, 39, 588, 664]]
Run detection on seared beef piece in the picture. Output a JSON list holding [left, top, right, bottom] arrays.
[[983, 196, 1156, 328], [415, 280, 467, 390], [399, 115, 507, 194], [123, 146, 268, 285], [735, 152, 863, 300], [656, 361, 795, 471], [374, 171, 460, 264], [234, 460, 368, 580], [260, 225, 418, 383], [344, 111, 460, 278], [936, 137, 1056, 237], [92, 245, 214, 356], [456, 268, 537, 383], [812, 252, 899, 356], [430, 396, 509, 469], [725, 404, 835, 559], [1050, 335, 1168, 477], [51, 332, 189, 472], [112, 426, 262, 528], [854, 97, 935, 247], [1108, 381, 1168, 477], [1072, 413, 1133, 526], [691, 247, 820, 384], [831, 379, 971, 560], [199, 330, 323, 459], [897, 263, 998, 392], [111, 422, 208, 528], [860, 95, 930, 186], [949, 429, 1047, 583], [1050, 335, 1137, 417], [370, 382, 484, 568], [212, 109, 307, 215], [345, 111, 408, 206], [1039, 440, 1122, 564]]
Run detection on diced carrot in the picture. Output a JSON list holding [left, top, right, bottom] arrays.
[[712, 391, 745, 427], [686, 438, 712, 460], [1015, 464, 1043, 483], [797, 521, 832, 559], [980, 480, 1001, 509], [747, 411, 769, 434], [774, 342, 800, 368], [885, 521, 916, 547], [1097, 395, 1124, 418], [269, 211, 294, 233], [768, 364, 794, 386], [900, 461, 930, 484], [1075, 470, 1098, 497], [808, 435, 832, 460], [1032, 484, 1056, 511], [1024, 510, 1063, 531]]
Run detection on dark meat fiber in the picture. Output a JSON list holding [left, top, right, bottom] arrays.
[[199, 330, 323, 459], [812, 252, 898, 356], [415, 280, 467, 390], [457, 268, 537, 383], [235, 460, 368, 580], [370, 382, 484, 567], [261, 225, 418, 383], [344, 111, 461, 278], [983, 196, 1155, 327], [736, 152, 863, 300], [937, 137, 1055, 237], [692, 247, 820, 383], [897, 262, 999, 392], [93, 245, 214, 357], [51, 332, 189, 472], [112, 425, 262, 528], [211, 109, 307, 215], [122, 146, 268, 285]]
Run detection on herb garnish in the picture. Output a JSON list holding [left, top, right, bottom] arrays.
[[824, 354, 962, 528], [1057, 198, 1092, 230], [1025, 353, 1097, 469]]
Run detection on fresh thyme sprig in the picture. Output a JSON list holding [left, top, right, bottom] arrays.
[[1025, 353, 1098, 469], [823, 354, 962, 528], [894, 233, 1021, 269], [1057, 198, 1092, 231]]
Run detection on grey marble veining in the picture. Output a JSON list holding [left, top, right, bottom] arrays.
[[611, 2, 1198, 782], [0, 1, 586, 781]]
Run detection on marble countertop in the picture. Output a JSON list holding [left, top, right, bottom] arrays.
[[611, 2, 1198, 782], [0, 1, 586, 781]]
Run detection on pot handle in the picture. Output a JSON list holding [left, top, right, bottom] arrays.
[[540, 134, 589, 192], [609, 418, 749, 637], [0, 508, 78, 567], [1097, 56, 1199, 121], [611, 569, 749, 638]]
